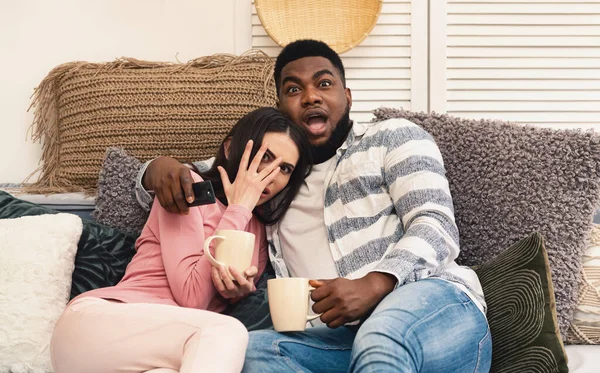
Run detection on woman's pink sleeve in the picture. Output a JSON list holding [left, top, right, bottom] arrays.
[[147, 176, 253, 309]]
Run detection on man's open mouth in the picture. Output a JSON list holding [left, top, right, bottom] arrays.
[[304, 109, 329, 136]]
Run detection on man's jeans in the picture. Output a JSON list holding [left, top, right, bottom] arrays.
[[242, 278, 492, 373]]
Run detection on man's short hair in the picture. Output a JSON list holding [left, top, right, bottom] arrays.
[[274, 39, 346, 95]]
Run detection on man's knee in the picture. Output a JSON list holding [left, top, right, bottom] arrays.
[[354, 312, 406, 350], [351, 300, 418, 362], [351, 311, 420, 372], [242, 330, 283, 373], [246, 330, 279, 356]]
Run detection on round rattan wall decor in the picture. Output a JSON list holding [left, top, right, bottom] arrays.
[[254, 0, 383, 54]]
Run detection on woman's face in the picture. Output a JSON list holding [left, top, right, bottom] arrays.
[[256, 131, 300, 206]]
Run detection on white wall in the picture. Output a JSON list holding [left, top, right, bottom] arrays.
[[0, 0, 248, 183]]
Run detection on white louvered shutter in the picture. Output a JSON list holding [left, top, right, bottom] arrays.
[[251, 0, 427, 123], [430, 0, 600, 129]]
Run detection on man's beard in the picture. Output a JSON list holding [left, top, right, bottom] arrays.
[[310, 105, 352, 164]]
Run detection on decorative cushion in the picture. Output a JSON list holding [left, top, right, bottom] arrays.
[[0, 214, 82, 372], [26, 52, 277, 194], [0, 190, 137, 299], [568, 223, 600, 344], [92, 147, 149, 235], [373, 108, 600, 339], [475, 232, 568, 373]]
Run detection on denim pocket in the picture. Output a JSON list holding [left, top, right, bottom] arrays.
[[455, 288, 472, 303], [475, 327, 492, 373]]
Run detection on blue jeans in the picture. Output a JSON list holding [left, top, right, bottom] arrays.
[[242, 278, 492, 373]]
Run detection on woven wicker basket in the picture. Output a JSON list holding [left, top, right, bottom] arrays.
[[255, 0, 382, 54], [26, 51, 277, 194]]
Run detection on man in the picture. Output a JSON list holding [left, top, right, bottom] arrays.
[[136, 40, 491, 372]]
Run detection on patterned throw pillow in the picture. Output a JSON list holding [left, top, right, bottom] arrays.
[[475, 232, 568, 373], [568, 224, 600, 344], [0, 190, 137, 299]]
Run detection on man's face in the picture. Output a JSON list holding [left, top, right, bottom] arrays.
[[277, 57, 352, 146]]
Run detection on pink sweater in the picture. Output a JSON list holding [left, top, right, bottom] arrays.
[[74, 175, 268, 313]]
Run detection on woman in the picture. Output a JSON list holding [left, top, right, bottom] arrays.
[[50, 107, 312, 373]]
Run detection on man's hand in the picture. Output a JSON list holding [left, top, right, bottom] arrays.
[[310, 272, 397, 329], [211, 265, 258, 300], [142, 156, 195, 214]]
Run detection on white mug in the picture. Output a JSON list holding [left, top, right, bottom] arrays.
[[203, 230, 255, 279], [268, 278, 322, 332]]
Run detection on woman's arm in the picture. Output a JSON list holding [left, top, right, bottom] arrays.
[[150, 173, 254, 309], [152, 139, 283, 307]]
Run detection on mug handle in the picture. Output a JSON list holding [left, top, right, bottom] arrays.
[[203, 235, 226, 268], [307, 286, 323, 321]]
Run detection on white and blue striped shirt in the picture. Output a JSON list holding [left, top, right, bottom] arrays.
[[267, 118, 485, 312]]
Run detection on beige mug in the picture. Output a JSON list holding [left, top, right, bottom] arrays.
[[203, 230, 255, 279], [268, 278, 322, 332]]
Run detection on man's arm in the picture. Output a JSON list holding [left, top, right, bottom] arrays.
[[374, 122, 459, 286], [134, 156, 194, 214], [135, 156, 215, 214], [311, 120, 458, 328], [135, 160, 156, 211]]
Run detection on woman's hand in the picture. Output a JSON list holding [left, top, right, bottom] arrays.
[[211, 265, 258, 299], [217, 140, 282, 211]]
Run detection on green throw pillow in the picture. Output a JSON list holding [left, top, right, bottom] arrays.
[[0, 191, 137, 299], [475, 232, 568, 373]]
